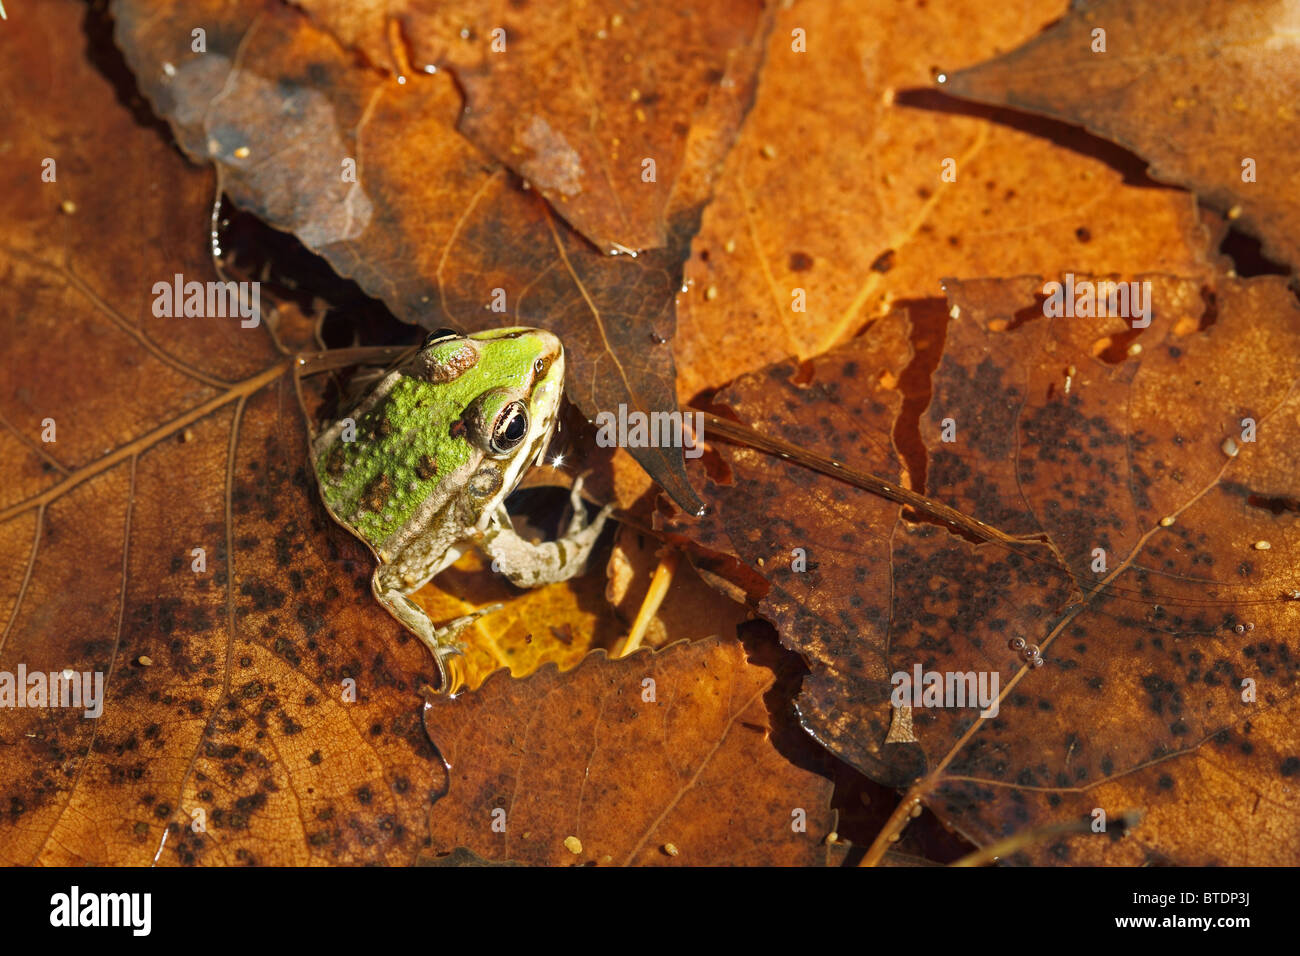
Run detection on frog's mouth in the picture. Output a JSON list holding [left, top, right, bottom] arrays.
[[518, 335, 564, 471]]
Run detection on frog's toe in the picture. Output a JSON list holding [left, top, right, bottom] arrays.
[[565, 471, 606, 535]]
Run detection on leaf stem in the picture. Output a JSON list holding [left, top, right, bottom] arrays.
[[618, 549, 680, 657], [859, 785, 925, 866]]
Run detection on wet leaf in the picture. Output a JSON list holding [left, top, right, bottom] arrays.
[[0, 0, 448, 865], [605, 522, 751, 652], [109, 0, 773, 514], [2, 0, 829, 868], [941, 0, 1300, 271], [672, 0, 1213, 402], [409, 545, 624, 689], [14, 0, 1298, 870], [667, 276, 1300, 863], [422, 636, 836, 865], [294, 0, 769, 253], [416, 845, 521, 866]]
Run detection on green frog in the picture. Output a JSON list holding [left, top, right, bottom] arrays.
[[310, 326, 612, 691]]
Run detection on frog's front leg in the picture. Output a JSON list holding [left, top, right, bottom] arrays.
[[372, 567, 499, 692], [483, 477, 613, 587]]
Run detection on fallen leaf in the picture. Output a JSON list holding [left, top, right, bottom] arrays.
[[110, 0, 773, 514], [672, 0, 1213, 402], [0, 0, 447, 865], [12, 0, 1297, 871], [409, 537, 624, 689], [423, 636, 836, 865], [294, 0, 769, 253], [941, 0, 1300, 271], [666, 276, 1300, 863]]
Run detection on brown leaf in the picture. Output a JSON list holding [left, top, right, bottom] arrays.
[[941, 0, 1300, 271], [422, 636, 836, 865], [110, 0, 743, 514], [672, 0, 1214, 403], [668, 276, 1300, 863], [0, 0, 446, 865], [294, 0, 769, 253]]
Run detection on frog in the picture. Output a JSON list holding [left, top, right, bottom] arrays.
[[310, 326, 612, 692]]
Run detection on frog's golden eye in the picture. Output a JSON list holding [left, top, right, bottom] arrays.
[[490, 400, 530, 455]]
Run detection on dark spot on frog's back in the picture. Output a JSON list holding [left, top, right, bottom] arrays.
[[788, 251, 814, 272], [363, 473, 394, 512], [325, 445, 347, 477], [415, 454, 438, 480]]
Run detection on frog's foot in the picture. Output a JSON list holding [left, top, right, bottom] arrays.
[[373, 576, 502, 694], [484, 474, 613, 588]]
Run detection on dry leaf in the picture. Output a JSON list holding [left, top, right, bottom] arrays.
[[942, 0, 1300, 270], [423, 636, 836, 865], [294, 0, 770, 253], [672, 0, 1213, 402]]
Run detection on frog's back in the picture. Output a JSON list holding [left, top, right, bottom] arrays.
[[314, 371, 478, 557]]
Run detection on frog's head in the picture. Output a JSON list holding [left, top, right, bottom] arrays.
[[314, 325, 569, 558], [415, 326, 566, 531]]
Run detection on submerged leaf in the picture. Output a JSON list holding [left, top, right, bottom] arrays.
[[668, 276, 1300, 863]]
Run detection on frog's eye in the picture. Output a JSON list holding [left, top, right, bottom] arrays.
[[490, 400, 530, 455], [422, 327, 460, 348]]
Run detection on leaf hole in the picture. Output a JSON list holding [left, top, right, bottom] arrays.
[[790, 358, 817, 387], [1246, 493, 1300, 515], [890, 297, 950, 496], [1091, 327, 1144, 364], [1198, 286, 1219, 331], [1218, 226, 1289, 279]]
